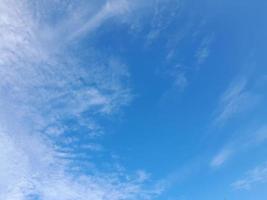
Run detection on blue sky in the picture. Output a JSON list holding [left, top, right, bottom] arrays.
[[0, 0, 267, 200]]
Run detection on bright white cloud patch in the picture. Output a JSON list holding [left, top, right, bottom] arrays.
[[0, 0, 161, 199]]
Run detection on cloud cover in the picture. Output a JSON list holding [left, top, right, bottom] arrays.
[[0, 0, 162, 199]]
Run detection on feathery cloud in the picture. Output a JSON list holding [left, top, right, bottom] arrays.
[[0, 0, 161, 199], [232, 162, 267, 190], [210, 125, 267, 168], [213, 78, 259, 126], [210, 148, 232, 167]]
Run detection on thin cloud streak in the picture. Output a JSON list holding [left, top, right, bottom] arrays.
[[210, 148, 232, 167], [210, 125, 267, 168], [213, 78, 259, 126], [232, 162, 267, 190], [68, 0, 131, 41]]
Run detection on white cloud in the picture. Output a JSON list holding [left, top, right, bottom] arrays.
[[173, 72, 188, 90], [251, 125, 267, 145], [214, 78, 259, 126], [232, 162, 267, 190], [195, 34, 213, 65], [145, 0, 181, 44], [210, 148, 232, 167], [0, 0, 160, 199], [68, 0, 131, 41], [210, 125, 267, 168], [0, 128, 160, 199], [0, 0, 132, 131], [164, 65, 188, 91]]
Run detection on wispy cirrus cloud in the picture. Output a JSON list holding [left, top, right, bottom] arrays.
[[210, 148, 232, 167], [0, 0, 162, 199], [232, 162, 267, 190], [195, 34, 213, 65], [144, 1, 214, 93], [210, 125, 267, 168], [210, 75, 267, 168], [0, 128, 160, 200], [213, 78, 259, 126], [0, 0, 132, 134], [68, 0, 131, 41], [145, 0, 182, 44]]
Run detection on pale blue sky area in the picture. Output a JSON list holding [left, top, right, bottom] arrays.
[[0, 0, 267, 200]]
